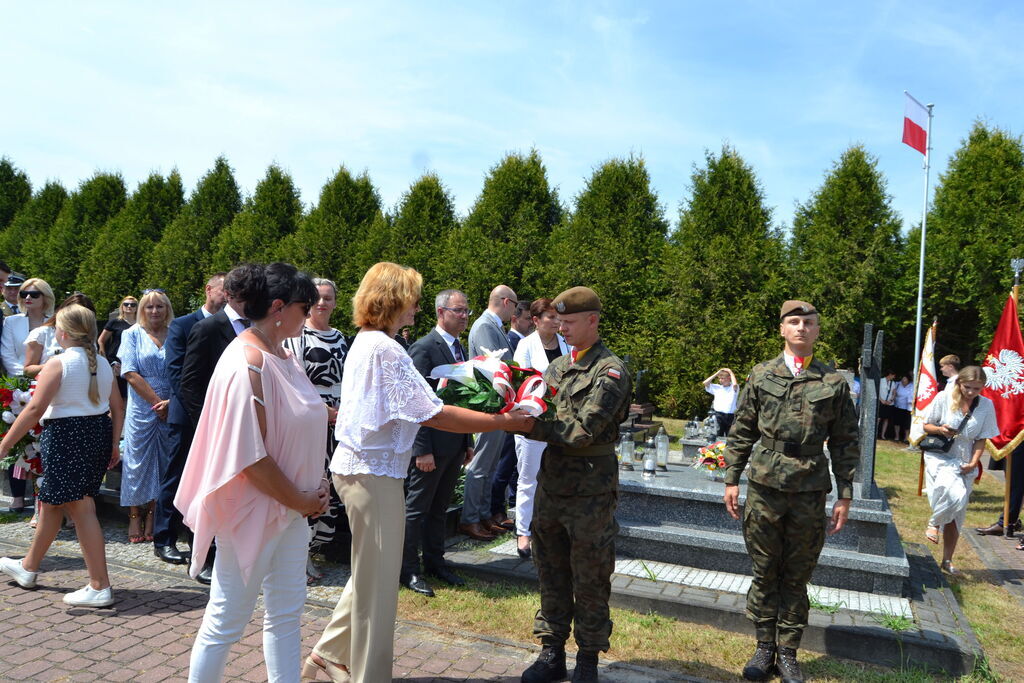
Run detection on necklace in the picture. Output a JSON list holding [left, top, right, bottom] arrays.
[[249, 325, 282, 355]]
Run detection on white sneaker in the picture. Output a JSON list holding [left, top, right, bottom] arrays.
[[0, 556, 37, 588], [62, 584, 114, 608]]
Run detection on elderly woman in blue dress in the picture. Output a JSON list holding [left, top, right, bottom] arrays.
[[119, 290, 174, 543]]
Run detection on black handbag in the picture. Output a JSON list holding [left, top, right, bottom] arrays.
[[919, 397, 979, 453]]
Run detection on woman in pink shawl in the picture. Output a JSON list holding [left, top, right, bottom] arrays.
[[175, 263, 329, 683]]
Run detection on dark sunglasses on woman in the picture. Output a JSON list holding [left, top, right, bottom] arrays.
[[18, 290, 42, 300]]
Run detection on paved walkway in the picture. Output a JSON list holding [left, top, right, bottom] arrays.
[[963, 469, 1024, 608], [0, 519, 691, 682]]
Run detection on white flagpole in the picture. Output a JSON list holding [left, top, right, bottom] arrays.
[[911, 98, 935, 394]]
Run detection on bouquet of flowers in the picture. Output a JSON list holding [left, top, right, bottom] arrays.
[[0, 376, 42, 476], [693, 440, 727, 473], [431, 347, 556, 419]]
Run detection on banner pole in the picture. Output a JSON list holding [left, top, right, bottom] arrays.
[[911, 102, 934, 397], [1005, 280, 1020, 535]]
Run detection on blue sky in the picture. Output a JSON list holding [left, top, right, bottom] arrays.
[[2, 2, 1022, 234]]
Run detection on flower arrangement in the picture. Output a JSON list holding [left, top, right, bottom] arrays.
[[693, 440, 727, 473], [0, 376, 42, 476], [431, 347, 556, 419]]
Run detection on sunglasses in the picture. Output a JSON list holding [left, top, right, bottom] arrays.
[[122, 302, 138, 308], [18, 291, 43, 300], [142, 288, 165, 295]]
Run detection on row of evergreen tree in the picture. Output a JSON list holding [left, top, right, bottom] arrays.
[[1, 121, 1021, 417]]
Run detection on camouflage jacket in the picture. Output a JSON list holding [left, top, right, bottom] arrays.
[[528, 340, 632, 496], [723, 354, 859, 498]]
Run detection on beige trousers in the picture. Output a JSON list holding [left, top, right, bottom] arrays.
[[313, 473, 405, 683]]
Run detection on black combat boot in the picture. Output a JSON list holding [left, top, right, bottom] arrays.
[[741, 641, 776, 681], [776, 647, 804, 683], [571, 651, 598, 682], [521, 643, 567, 682]]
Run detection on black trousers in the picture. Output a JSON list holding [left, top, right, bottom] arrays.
[[401, 449, 464, 577], [996, 442, 1024, 528], [152, 421, 192, 548], [490, 433, 518, 517]]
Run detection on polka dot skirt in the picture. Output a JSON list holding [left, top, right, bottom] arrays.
[[38, 414, 113, 505]]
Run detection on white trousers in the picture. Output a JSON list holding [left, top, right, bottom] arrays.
[[189, 513, 310, 683], [514, 435, 546, 537]]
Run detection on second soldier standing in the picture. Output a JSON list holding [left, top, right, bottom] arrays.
[[519, 287, 632, 683], [722, 300, 858, 683]]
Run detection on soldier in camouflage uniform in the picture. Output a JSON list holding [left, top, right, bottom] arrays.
[[519, 286, 632, 683], [722, 300, 859, 683]]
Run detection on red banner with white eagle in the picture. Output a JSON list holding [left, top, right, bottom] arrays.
[[983, 294, 1024, 460]]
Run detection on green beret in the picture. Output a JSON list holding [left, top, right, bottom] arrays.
[[779, 299, 817, 319], [553, 286, 602, 314]]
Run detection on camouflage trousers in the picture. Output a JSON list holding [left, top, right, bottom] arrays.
[[742, 481, 826, 648], [531, 487, 618, 653]]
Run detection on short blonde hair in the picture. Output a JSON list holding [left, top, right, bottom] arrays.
[[56, 304, 102, 405], [138, 290, 174, 332], [352, 262, 422, 331], [20, 278, 55, 317]]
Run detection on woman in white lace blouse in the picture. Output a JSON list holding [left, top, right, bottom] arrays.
[[304, 263, 532, 683]]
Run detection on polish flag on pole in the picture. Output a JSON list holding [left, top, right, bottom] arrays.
[[902, 92, 929, 155], [982, 293, 1024, 460], [909, 321, 938, 447]]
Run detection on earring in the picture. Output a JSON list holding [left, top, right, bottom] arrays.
[[275, 320, 282, 328]]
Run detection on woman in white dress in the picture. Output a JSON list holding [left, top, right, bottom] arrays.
[[921, 366, 998, 574], [511, 298, 570, 558]]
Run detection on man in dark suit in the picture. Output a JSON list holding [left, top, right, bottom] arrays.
[[153, 273, 226, 566], [176, 264, 256, 583], [400, 289, 474, 597], [506, 300, 534, 354]]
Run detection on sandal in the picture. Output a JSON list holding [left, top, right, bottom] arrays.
[[128, 512, 144, 544], [941, 560, 957, 575], [301, 653, 350, 682], [306, 557, 324, 585], [1016, 539, 1024, 551], [925, 526, 939, 544]]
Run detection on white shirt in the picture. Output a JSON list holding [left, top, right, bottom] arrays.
[[434, 325, 464, 362], [26, 325, 62, 365], [513, 331, 570, 374], [0, 314, 48, 376], [224, 303, 248, 335], [330, 331, 443, 479], [922, 392, 999, 462], [879, 378, 897, 403], [894, 381, 914, 411], [706, 383, 738, 413], [43, 347, 114, 420]]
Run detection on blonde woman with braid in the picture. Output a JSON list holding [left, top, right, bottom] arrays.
[[0, 304, 125, 607]]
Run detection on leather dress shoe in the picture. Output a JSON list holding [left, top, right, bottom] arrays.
[[195, 562, 214, 585], [482, 518, 510, 534], [400, 574, 435, 597], [491, 515, 516, 531], [459, 522, 496, 541], [425, 566, 465, 586], [976, 522, 1004, 536], [154, 544, 188, 565]]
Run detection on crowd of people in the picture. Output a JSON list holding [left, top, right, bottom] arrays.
[[0, 251, 1013, 683]]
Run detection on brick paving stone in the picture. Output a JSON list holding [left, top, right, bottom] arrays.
[[2, 524, 689, 683]]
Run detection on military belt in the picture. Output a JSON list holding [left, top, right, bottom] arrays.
[[759, 437, 823, 457], [561, 443, 617, 457]]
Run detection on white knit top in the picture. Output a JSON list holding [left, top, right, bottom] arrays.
[[42, 346, 113, 420]]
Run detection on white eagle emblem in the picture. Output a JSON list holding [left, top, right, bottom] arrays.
[[984, 349, 1024, 398]]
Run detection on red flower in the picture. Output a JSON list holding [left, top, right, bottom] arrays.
[[0, 388, 12, 406]]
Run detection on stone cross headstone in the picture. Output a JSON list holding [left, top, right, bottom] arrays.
[[854, 323, 883, 499]]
